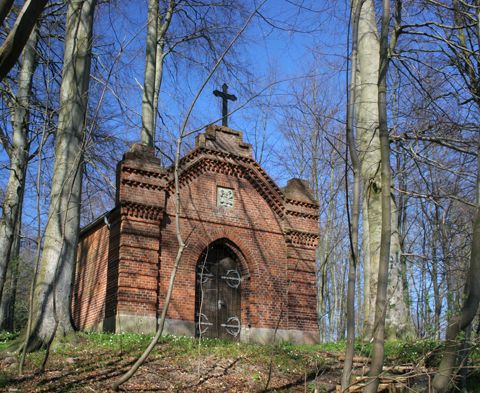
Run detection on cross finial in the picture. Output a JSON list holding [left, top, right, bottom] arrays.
[[213, 83, 237, 127]]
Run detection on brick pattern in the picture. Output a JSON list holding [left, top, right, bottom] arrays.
[[72, 212, 120, 330], [73, 125, 320, 337], [117, 215, 161, 316]]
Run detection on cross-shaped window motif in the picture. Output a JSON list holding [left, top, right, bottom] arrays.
[[217, 187, 234, 208]]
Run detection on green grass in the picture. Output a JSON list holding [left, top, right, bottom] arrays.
[[0, 331, 18, 351], [353, 339, 445, 365], [81, 331, 154, 351], [76, 333, 480, 369], [76, 332, 329, 375]]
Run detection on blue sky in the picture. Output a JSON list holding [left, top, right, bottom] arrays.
[[91, 0, 349, 179], [1, 0, 351, 229]]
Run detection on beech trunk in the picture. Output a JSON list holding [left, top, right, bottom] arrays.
[[27, 0, 96, 348], [364, 0, 391, 390], [356, 0, 410, 340], [0, 28, 37, 313], [140, 0, 159, 146]]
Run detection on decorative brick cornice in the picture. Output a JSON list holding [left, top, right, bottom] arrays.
[[122, 166, 169, 180], [122, 179, 164, 191], [176, 157, 247, 188], [170, 147, 286, 217], [285, 198, 319, 209], [120, 202, 163, 221], [285, 210, 320, 220], [119, 145, 319, 223], [284, 228, 319, 248]]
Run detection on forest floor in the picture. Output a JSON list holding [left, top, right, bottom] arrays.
[[0, 332, 478, 392]]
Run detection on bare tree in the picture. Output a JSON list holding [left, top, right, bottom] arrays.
[[387, 2, 480, 384], [341, 0, 362, 389], [107, 0, 248, 155], [431, 203, 479, 391], [140, 0, 160, 146], [364, 0, 396, 390], [26, 0, 96, 349], [0, 27, 38, 324], [355, 0, 410, 340]]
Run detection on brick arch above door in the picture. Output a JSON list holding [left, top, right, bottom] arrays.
[[184, 230, 258, 279]]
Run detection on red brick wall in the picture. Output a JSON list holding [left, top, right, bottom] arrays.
[[73, 221, 109, 330], [116, 215, 161, 317], [73, 211, 121, 331]]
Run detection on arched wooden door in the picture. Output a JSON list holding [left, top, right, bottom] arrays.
[[195, 245, 241, 340]]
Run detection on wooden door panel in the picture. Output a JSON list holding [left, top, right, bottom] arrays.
[[196, 246, 241, 340], [196, 258, 217, 338], [218, 256, 241, 340]]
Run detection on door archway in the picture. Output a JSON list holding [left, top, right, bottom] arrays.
[[195, 242, 242, 340]]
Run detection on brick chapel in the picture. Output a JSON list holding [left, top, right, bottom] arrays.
[[72, 124, 320, 344]]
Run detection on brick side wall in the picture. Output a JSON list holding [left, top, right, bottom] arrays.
[[73, 210, 121, 331], [73, 221, 109, 330]]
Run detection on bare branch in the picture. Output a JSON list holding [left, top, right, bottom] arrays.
[[0, 0, 48, 81]]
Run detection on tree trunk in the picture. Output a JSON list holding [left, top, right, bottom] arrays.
[[385, 203, 410, 338], [356, 0, 410, 340], [0, 210, 22, 331], [28, 0, 96, 349], [364, 0, 392, 390], [140, 0, 159, 146], [396, 150, 411, 328], [0, 0, 14, 26], [432, 142, 480, 391], [152, 1, 175, 137], [432, 205, 442, 338], [341, 0, 362, 388], [0, 28, 37, 310], [317, 165, 335, 342]]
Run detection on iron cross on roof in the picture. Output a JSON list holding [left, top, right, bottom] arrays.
[[213, 83, 237, 127]]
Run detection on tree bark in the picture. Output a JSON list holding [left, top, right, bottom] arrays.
[[0, 0, 48, 81], [432, 204, 442, 338], [341, 0, 363, 389], [357, 0, 410, 340], [431, 147, 480, 391], [152, 1, 175, 135], [27, 0, 96, 349], [0, 207, 22, 331], [140, 0, 159, 146], [356, 0, 381, 338], [364, 0, 392, 390], [0, 28, 38, 311]]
